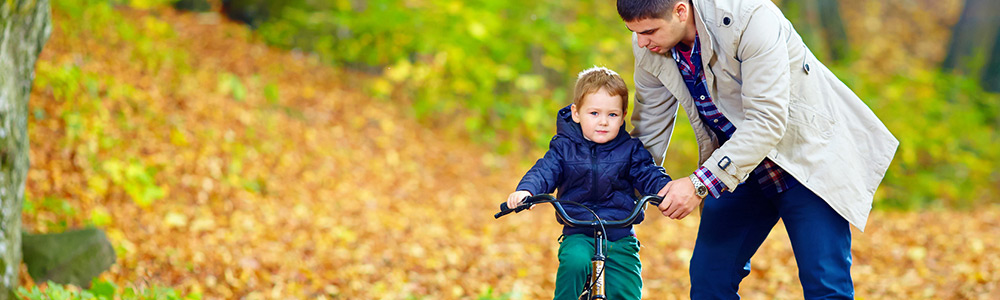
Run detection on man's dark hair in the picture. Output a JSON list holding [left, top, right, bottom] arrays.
[[617, 0, 685, 22]]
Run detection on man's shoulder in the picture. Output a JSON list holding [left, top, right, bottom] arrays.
[[696, 0, 767, 14], [630, 33, 646, 60], [696, 0, 774, 29]]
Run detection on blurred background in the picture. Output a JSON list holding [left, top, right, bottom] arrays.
[[10, 0, 999, 299]]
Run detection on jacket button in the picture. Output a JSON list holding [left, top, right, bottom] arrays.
[[804, 63, 811, 73], [723, 17, 731, 25]]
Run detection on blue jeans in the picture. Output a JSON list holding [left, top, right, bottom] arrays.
[[689, 177, 854, 299]]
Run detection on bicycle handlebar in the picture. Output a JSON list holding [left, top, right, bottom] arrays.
[[494, 194, 663, 228]]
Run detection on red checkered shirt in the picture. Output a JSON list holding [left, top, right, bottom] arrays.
[[672, 34, 796, 198]]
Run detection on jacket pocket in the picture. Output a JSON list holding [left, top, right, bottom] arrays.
[[788, 101, 834, 138]]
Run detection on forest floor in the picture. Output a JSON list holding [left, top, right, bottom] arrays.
[[19, 3, 1000, 300]]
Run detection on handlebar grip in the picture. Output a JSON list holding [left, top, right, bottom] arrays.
[[494, 209, 514, 219], [495, 201, 532, 219], [494, 202, 515, 219]]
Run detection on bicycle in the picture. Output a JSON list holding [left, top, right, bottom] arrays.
[[494, 194, 664, 300]]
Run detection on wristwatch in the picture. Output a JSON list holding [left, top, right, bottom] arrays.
[[688, 174, 709, 199]]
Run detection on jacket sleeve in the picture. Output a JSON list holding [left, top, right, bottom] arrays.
[[629, 141, 673, 196], [701, 6, 791, 190], [630, 51, 681, 168], [515, 139, 564, 195]]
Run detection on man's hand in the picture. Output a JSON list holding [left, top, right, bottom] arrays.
[[657, 179, 703, 219]]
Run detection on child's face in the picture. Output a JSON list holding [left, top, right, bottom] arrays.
[[571, 88, 626, 144]]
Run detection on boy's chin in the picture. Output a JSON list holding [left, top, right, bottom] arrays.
[[589, 135, 617, 144]]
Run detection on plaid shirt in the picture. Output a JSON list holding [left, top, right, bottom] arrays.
[[671, 34, 797, 198]]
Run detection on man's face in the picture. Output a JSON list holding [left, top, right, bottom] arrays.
[[626, 17, 684, 55]]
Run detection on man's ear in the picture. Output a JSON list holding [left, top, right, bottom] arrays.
[[571, 104, 581, 123], [675, 1, 689, 23]]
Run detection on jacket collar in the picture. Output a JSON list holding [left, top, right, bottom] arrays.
[[693, 0, 717, 69]]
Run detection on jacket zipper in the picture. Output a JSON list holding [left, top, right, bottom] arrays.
[[590, 145, 599, 204]]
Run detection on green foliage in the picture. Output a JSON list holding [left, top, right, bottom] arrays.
[[101, 159, 166, 208], [17, 280, 200, 300], [217, 73, 247, 101], [263, 82, 280, 104], [53, 0, 191, 75], [34, 61, 168, 209], [475, 287, 514, 300], [836, 66, 1000, 209], [25, 196, 77, 232], [255, 0, 635, 151]]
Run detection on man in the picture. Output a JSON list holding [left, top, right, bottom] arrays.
[[616, 0, 898, 298]]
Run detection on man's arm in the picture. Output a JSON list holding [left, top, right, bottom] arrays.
[[630, 61, 680, 168], [659, 6, 793, 220], [699, 6, 791, 190]]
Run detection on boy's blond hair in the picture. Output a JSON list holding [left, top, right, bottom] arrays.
[[573, 66, 629, 111]]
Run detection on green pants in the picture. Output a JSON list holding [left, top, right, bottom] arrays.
[[554, 234, 642, 300]]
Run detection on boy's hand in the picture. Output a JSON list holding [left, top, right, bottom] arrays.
[[507, 191, 533, 211]]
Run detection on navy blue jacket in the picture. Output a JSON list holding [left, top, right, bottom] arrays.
[[516, 105, 672, 241]]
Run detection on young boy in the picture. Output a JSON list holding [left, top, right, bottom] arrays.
[[506, 66, 672, 300]]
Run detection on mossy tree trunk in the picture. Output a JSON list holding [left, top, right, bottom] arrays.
[[221, 0, 295, 29], [0, 0, 52, 297], [779, 0, 849, 62], [982, 29, 1000, 92], [942, 0, 1000, 76]]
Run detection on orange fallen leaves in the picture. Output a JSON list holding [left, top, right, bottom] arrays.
[[19, 3, 999, 300]]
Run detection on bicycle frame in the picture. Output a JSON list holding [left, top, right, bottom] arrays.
[[495, 194, 663, 300]]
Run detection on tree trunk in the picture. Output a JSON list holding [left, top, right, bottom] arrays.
[[0, 0, 52, 297], [982, 28, 1000, 92], [942, 0, 1000, 75], [221, 0, 295, 29], [780, 0, 850, 62], [815, 0, 848, 62], [174, 0, 212, 12]]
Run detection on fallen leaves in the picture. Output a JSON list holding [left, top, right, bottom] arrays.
[[18, 2, 1000, 300]]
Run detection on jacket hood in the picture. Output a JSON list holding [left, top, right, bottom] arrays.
[[555, 105, 630, 148]]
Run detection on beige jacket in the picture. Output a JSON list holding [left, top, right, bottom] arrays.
[[629, 0, 898, 231]]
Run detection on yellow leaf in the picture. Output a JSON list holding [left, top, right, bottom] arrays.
[[165, 212, 188, 228], [190, 217, 216, 232]]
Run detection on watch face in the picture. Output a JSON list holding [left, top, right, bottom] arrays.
[[697, 186, 708, 196]]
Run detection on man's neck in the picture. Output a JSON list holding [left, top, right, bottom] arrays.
[[679, 2, 698, 48], [675, 40, 692, 52]]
